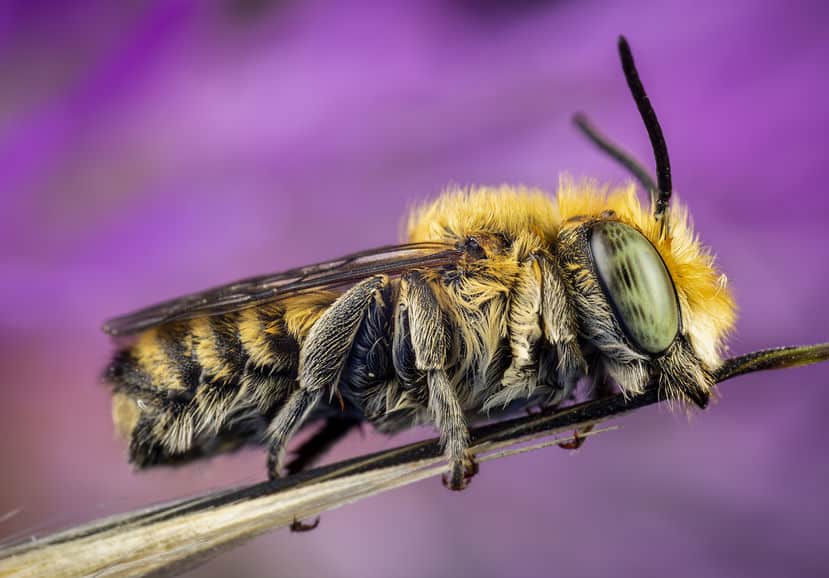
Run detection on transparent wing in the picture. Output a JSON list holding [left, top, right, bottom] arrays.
[[103, 242, 461, 336]]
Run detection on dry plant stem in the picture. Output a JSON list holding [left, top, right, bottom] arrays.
[[0, 400, 641, 578], [0, 344, 826, 578]]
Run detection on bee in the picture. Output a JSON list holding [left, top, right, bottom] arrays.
[[103, 37, 827, 496]]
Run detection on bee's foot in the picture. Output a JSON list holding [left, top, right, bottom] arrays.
[[268, 465, 286, 481], [267, 448, 286, 481], [558, 425, 594, 450], [290, 516, 321, 532], [441, 456, 478, 491]]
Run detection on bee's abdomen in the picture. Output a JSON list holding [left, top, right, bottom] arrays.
[[111, 322, 192, 385], [106, 304, 304, 467], [236, 305, 299, 411]]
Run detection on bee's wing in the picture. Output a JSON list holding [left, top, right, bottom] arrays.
[[103, 242, 461, 336]]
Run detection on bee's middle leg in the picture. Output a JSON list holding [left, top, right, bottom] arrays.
[[400, 272, 474, 491], [266, 275, 389, 479], [429, 368, 475, 491]]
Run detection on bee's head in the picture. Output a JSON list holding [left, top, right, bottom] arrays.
[[552, 182, 734, 407], [563, 37, 737, 407]]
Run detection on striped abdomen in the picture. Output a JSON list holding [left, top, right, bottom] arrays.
[[106, 294, 334, 467]]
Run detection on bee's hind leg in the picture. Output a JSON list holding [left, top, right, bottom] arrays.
[[266, 387, 324, 481], [266, 275, 388, 479], [265, 276, 390, 531]]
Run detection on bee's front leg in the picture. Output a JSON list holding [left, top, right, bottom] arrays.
[[400, 272, 474, 491]]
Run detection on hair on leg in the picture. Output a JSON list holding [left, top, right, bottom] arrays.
[[266, 276, 390, 479], [402, 271, 475, 491]]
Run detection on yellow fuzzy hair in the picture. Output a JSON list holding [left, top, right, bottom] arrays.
[[282, 293, 339, 338], [407, 180, 736, 368], [407, 185, 560, 261], [133, 323, 193, 392]]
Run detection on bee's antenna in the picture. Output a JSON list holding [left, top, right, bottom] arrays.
[[572, 37, 673, 237], [573, 113, 658, 197], [617, 35, 672, 233]]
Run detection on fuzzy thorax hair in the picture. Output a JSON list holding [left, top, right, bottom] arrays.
[[406, 180, 736, 370]]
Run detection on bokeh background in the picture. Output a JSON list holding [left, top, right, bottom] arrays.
[[2, 1, 828, 576]]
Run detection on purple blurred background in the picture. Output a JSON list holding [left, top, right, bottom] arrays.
[[1, 1, 828, 576]]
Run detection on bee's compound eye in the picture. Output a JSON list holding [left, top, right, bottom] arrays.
[[590, 221, 679, 355]]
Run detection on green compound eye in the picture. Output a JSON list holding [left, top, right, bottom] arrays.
[[590, 221, 679, 355]]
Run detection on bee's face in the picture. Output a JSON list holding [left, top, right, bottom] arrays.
[[556, 216, 703, 405], [548, 182, 736, 406], [555, 183, 735, 370]]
